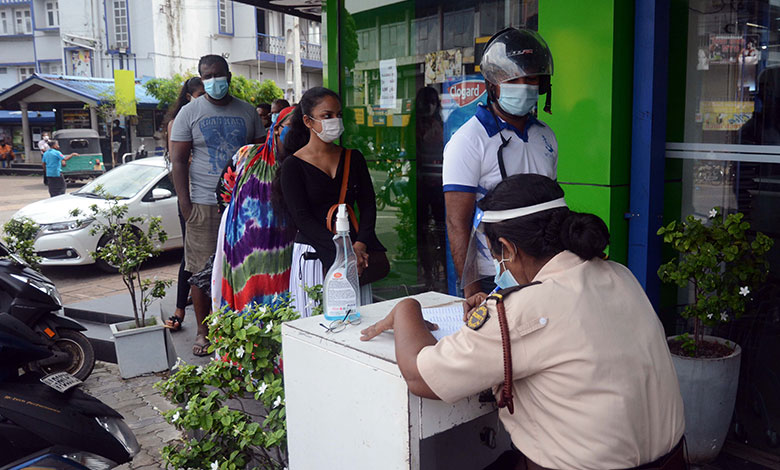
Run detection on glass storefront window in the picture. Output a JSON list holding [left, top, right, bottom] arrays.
[[340, 0, 537, 299], [672, 0, 780, 453]]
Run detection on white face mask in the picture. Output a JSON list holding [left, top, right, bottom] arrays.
[[309, 116, 344, 143]]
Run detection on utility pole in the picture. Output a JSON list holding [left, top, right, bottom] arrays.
[[285, 15, 303, 102]]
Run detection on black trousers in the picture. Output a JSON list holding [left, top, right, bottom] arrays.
[[47, 176, 66, 197]]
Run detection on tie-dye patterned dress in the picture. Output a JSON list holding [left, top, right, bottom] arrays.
[[214, 143, 295, 313]]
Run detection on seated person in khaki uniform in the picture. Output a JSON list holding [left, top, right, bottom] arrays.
[[361, 174, 686, 470]]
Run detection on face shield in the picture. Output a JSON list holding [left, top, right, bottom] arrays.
[[460, 197, 568, 291]]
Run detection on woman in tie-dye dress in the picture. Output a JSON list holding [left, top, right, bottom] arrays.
[[211, 106, 296, 313]]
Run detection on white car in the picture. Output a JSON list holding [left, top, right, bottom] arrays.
[[14, 157, 183, 272]]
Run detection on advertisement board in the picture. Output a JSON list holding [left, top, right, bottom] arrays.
[[441, 74, 487, 144]]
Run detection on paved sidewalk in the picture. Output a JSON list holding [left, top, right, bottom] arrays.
[[81, 361, 179, 469]]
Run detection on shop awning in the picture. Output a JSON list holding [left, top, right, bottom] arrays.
[[233, 0, 321, 22], [0, 73, 159, 111], [0, 110, 55, 124]]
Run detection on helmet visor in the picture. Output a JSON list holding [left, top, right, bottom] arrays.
[[480, 29, 554, 84]]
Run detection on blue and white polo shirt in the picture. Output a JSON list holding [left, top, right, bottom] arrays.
[[442, 104, 558, 199], [442, 104, 558, 281]]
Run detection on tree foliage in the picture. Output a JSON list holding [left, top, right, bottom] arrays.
[[657, 207, 773, 356], [229, 76, 284, 106], [144, 73, 196, 109]]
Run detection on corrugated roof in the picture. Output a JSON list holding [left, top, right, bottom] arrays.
[[36, 74, 159, 106]]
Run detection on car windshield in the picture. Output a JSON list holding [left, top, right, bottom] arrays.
[[75, 163, 164, 199]]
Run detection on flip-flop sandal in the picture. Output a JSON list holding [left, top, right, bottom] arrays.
[[166, 315, 183, 331], [192, 336, 211, 357]]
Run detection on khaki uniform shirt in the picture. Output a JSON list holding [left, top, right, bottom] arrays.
[[417, 251, 685, 470]]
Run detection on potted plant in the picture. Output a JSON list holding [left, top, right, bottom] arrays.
[[657, 207, 773, 463], [73, 188, 173, 378]]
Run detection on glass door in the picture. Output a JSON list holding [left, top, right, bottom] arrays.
[[339, 0, 538, 299], [670, 0, 780, 452]]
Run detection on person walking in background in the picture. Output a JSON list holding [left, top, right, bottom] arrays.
[[271, 98, 291, 122], [38, 132, 51, 184], [42, 140, 78, 197], [162, 77, 205, 333], [0, 138, 14, 168], [211, 105, 297, 314], [275, 87, 388, 317], [170, 54, 265, 356], [256, 102, 272, 130]]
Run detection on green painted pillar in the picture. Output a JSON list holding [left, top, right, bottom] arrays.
[[538, 0, 634, 263], [321, 0, 340, 92]]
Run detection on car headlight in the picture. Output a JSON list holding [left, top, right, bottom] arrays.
[[39, 218, 94, 234], [95, 416, 140, 458], [10, 273, 62, 307]]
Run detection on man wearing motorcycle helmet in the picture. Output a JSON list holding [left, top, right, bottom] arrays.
[[443, 28, 557, 298]]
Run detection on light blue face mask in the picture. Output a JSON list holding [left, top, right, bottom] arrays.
[[492, 247, 520, 290], [203, 76, 229, 100], [497, 83, 539, 117], [271, 112, 280, 123]]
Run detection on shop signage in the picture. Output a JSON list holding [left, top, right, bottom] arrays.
[[441, 74, 488, 143], [448, 80, 486, 107]]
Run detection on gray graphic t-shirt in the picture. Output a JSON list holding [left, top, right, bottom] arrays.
[[171, 95, 264, 205]]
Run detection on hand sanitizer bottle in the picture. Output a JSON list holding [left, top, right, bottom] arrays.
[[323, 204, 360, 320]]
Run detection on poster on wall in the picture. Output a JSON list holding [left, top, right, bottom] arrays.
[[70, 49, 91, 76], [379, 58, 397, 109], [700, 101, 754, 131], [708, 35, 744, 64], [441, 74, 487, 143], [425, 49, 463, 85]]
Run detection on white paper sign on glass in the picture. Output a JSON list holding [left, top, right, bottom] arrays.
[[379, 58, 397, 109]]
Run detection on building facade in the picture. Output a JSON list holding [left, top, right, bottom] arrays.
[[0, 0, 323, 100]]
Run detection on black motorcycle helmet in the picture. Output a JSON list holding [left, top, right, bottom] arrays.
[[480, 28, 554, 113]]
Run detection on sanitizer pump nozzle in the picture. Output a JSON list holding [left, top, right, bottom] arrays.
[[336, 204, 349, 233]]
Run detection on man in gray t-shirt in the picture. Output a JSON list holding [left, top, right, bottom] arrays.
[[169, 54, 264, 356]]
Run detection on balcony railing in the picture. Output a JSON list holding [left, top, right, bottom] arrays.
[[257, 33, 285, 56], [257, 33, 322, 63]]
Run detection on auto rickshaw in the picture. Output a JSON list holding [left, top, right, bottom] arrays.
[[51, 129, 105, 181]]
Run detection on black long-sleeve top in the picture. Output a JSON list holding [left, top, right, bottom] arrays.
[[280, 148, 386, 270]]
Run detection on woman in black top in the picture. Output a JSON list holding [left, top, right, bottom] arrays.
[[275, 87, 386, 317]]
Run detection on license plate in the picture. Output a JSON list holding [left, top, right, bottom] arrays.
[[40, 372, 82, 393]]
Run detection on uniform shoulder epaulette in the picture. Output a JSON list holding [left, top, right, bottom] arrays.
[[467, 281, 542, 330], [489, 281, 542, 302]]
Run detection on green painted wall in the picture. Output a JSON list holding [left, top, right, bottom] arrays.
[[538, 0, 635, 263]]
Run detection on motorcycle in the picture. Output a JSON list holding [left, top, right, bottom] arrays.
[[0, 312, 140, 470], [0, 242, 95, 380]]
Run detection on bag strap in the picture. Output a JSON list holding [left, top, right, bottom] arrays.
[[326, 149, 360, 234]]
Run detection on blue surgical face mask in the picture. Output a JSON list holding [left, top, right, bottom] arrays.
[[203, 76, 229, 100], [271, 112, 280, 123], [492, 247, 519, 290], [497, 83, 539, 117]]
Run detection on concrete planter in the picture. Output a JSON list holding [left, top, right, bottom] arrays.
[[670, 335, 741, 464], [110, 316, 172, 379]]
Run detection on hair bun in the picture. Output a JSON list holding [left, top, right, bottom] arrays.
[[559, 212, 609, 260]]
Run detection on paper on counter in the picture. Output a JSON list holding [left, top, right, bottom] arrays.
[[422, 303, 464, 341]]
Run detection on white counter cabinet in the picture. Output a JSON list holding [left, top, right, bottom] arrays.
[[283, 291, 510, 470]]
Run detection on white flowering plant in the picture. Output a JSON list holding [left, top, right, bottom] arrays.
[[657, 207, 773, 357], [2, 217, 42, 270], [155, 291, 310, 470]]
